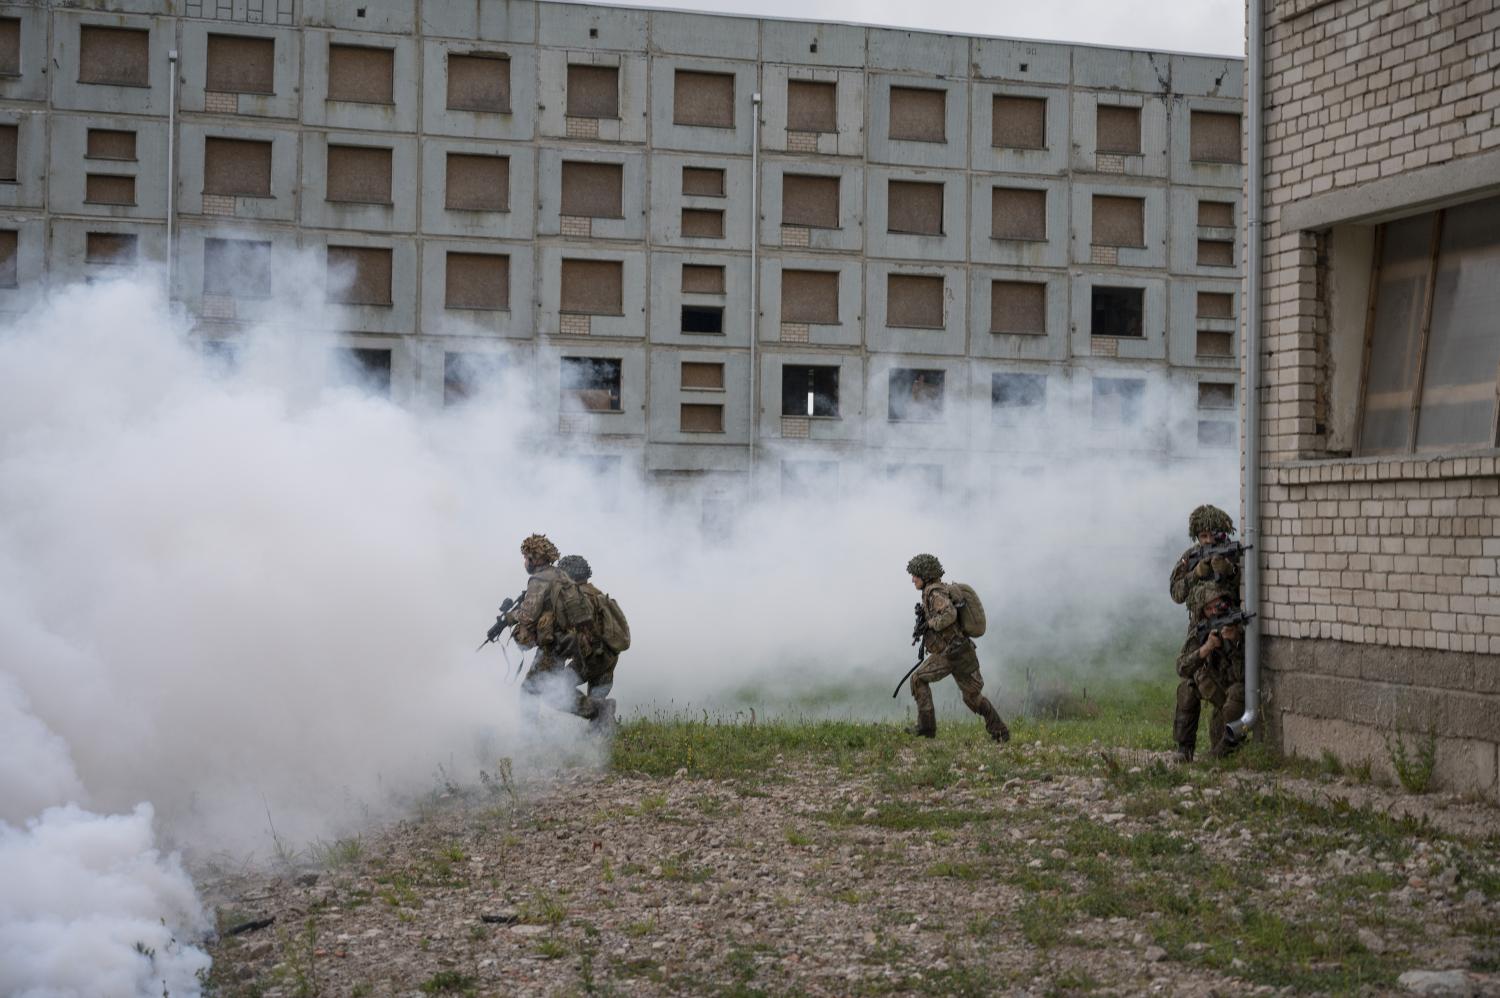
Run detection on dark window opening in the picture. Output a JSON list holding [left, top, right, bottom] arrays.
[[444, 351, 507, 406], [1091, 286, 1144, 338], [781, 365, 839, 418], [337, 347, 392, 396], [560, 356, 622, 412], [1092, 377, 1144, 427], [991, 373, 1046, 417], [888, 368, 945, 422], [681, 305, 724, 335]]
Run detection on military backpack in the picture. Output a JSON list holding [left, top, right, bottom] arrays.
[[947, 582, 987, 638], [546, 573, 596, 631], [593, 590, 631, 654]]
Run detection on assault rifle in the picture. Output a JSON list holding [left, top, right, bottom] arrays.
[[475, 592, 525, 653], [891, 602, 928, 698], [1194, 607, 1257, 645], [1183, 536, 1255, 576]]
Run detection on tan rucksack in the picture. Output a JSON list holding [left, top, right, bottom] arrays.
[[595, 591, 631, 654], [947, 582, 987, 638], [546, 573, 596, 631]]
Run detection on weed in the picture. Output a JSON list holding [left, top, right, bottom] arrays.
[[624, 917, 656, 937], [1384, 727, 1439, 794], [519, 892, 567, 926], [926, 861, 980, 880], [418, 970, 476, 994], [784, 827, 813, 847], [1319, 749, 1344, 776], [312, 836, 363, 869], [535, 937, 568, 960]]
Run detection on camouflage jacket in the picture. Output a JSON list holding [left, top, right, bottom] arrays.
[[1175, 631, 1245, 686], [919, 582, 968, 654], [1169, 543, 1240, 610], [512, 564, 567, 650]]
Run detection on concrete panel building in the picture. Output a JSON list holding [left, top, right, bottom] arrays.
[[0, 0, 1242, 506], [1251, 0, 1500, 798]]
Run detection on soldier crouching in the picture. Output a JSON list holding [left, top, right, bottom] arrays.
[[1175, 583, 1246, 759], [511, 534, 611, 728], [905, 553, 1010, 743]]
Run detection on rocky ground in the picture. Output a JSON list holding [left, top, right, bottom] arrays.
[[199, 719, 1500, 997]]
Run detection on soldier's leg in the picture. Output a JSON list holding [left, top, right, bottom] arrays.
[[951, 650, 1010, 743], [1209, 682, 1246, 757], [907, 653, 951, 737], [523, 650, 592, 718], [1173, 678, 1202, 762]]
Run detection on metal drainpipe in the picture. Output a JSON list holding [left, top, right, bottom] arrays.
[[748, 91, 762, 496], [1230, 0, 1263, 739], [166, 48, 179, 298]]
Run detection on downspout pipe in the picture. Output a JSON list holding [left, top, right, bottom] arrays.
[[1230, 0, 1262, 739], [748, 91, 762, 497], [166, 48, 179, 298]]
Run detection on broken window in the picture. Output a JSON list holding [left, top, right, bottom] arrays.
[[0, 125, 15, 182], [445, 252, 509, 310], [566, 64, 618, 118], [888, 86, 945, 142], [204, 238, 272, 298], [337, 347, 392, 397], [991, 187, 1046, 241], [0, 228, 15, 287], [1197, 291, 1233, 318], [781, 269, 838, 325], [206, 34, 275, 94], [682, 166, 725, 197], [888, 368, 945, 422], [443, 351, 507, 406], [781, 173, 838, 229], [1199, 382, 1235, 410], [990, 281, 1046, 335], [447, 53, 510, 113], [326, 144, 393, 204], [1091, 286, 1144, 338], [992, 95, 1045, 149], [327, 44, 393, 105], [780, 365, 839, 418], [560, 259, 623, 315], [86, 129, 135, 161], [445, 153, 508, 212], [1092, 195, 1145, 247], [673, 69, 734, 128], [681, 264, 724, 294], [0, 18, 19, 77], [787, 80, 836, 133], [84, 174, 135, 205], [1095, 105, 1141, 155], [681, 361, 724, 390], [681, 208, 724, 238], [886, 274, 944, 329], [79, 26, 149, 87], [681, 305, 724, 334], [85, 232, 137, 266], [1198, 200, 1234, 227], [326, 245, 392, 305], [887, 180, 943, 236], [560, 356, 622, 412], [1197, 330, 1233, 357], [992, 373, 1046, 420], [560, 161, 623, 218], [680, 403, 724, 433], [203, 137, 272, 197], [1198, 239, 1234, 267], [1190, 111, 1241, 163], [1092, 377, 1144, 427]]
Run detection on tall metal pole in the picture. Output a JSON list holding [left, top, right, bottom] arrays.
[[748, 91, 762, 497], [166, 48, 179, 298]]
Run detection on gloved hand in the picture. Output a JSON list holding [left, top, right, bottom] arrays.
[[1194, 561, 1212, 579], [1210, 555, 1233, 576]]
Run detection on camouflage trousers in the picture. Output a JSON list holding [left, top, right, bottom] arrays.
[[909, 639, 1008, 740], [1173, 662, 1245, 757], [521, 646, 613, 720]]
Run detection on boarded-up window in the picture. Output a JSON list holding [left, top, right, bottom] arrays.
[[787, 80, 836, 133], [86, 129, 135, 161], [560, 357, 622, 411], [560, 161, 623, 218], [990, 281, 1046, 334], [887, 180, 943, 236], [1198, 382, 1235, 409], [326, 145, 392, 204], [85, 174, 135, 205], [680, 403, 724, 432], [682, 166, 725, 197], [991, 187, 1046, 241], [1092, 195, 1145, 247], [992, 373, 1046, 415], [681, 208, 723, 238], [1190, 111, 1241, 163], [888, 368, 945, 421], [0, 19, 19, 77], [1092, 377, 1144, 426], [1095, 105, 1141, 155], [560, 259, 623, 315], [79, 26, 149, 87], [445, 153, 508, 212], [681, 361, 724, 390], [566, 64, 618, 118], [326, 245, 392, 305], [992, 95, 1045, 149], [447, 54, 509, 113], [886, 274, 944, 329], [85, 232, 137, 265], [781, 365, 839, 417], [1197, 330, 1233, 356], [674, 70, 734, 128], [781, 173, 838, 229], [0, 125, 16, 182], [1197, 291, 1233, 318], [682, 264, 724, 294], [782, 269, 838, 324], [203, 137, 272, 197], [1091, 286, 1144, 337], [328, 45, 393, 105], [1199, 200, 1234, 227], [204, 238, 271, 298], [0, 229, 15, 287], [446, 252, 509, 310], [206, 34, 275, 94], [1198, 239, 1234, 267], [889, 86, 945, 142]]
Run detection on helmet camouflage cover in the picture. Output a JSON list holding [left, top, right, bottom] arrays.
[[1187, 582, 1234, 620], [557, 554, 592, 583], [520, 533, 559, 566], [1188, 504, 1235, 538], [906, 553, 944, 581]]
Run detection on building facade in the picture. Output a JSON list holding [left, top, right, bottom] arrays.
[[0, 0, 1242, 502], [1254, 0, 1500, 797]]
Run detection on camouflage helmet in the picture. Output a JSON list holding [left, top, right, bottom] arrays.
[[557, 554, 592, 583], [906, 553, 944, 581], [1188, 504, 1235, 538], [520, 533, 559, 566], [1187, 582, 1233, 620]]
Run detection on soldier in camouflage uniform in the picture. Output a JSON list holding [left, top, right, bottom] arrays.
[[905, 553, 1010, 743], [557, 554, 618, 732], [1174, 583, 1247, 760], [508, 534, 611, 727], [1169, 505, 1240, 762]]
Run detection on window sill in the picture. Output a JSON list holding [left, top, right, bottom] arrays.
[[328, 300, 393, 308], [890, 136, 948, 144], [559, 311, 625, 318], [888, 325, 946, 332], [204, 191, 274, 199], [445, 204, 510, 214], [1089, 333, 1145, 340], [83, 200, 137, 207], [1268, 451, 1500, 484], [213, 88, 276, 97], [1096, 149, 1142, 157], [326, 198, 394, 207], [672, 120, 734, 130], [1094, 242, 1147, 250], [782, 413, 840, 421], [448, 104, 512, 115], [326, 98, 397, 107], [991, 235, 1048, 243], [85, 156, 137, 163], [992, 144, 1048, 153], [990, 329, 1046, 336], [564, 112, 619, 121], [446, 305, 511, 313], [680, 430, 727, 435], [1190, 158, 1239, 166], [887, 229, 946, 237], [80, 79, 151, 89]]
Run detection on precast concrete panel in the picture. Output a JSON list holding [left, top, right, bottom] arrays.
[[178, 22, 300, 119], [647, 347, 751, 445], [966, 267, 1069, 362], [537, 146, 645, 240], [969, 82, 1069, 177], [649, 10, 758, 60], [866, 28, 966, 77], [538, 2, 647, 51], [420, 0, 537, 44], [866, 75, 969, 170], [419, 139, 535, 240], [412, 334, 528, 411], [648, 56, 757, 155], [300, 30, 419, 133], [1068, 273, 1167, 361], [47, 217, 164, 284], [648, 249, 751, 347], [968, 358, 1068, 453], [1069, 182, 1168, 270], [1168, 367, 1238, 457], [305, 231, 417, 335], [760, 159, 864, 253], [0, 214, 46, 313], [536, 245, 646, 339], [1168, 95, 1244, 188], [865, 261, 967, 356], [1070, 92, 1169, 178], [1071, 47, 1171, 93], [544, 341, 647, 437], [757, 254, 863, 347], [173, 222, 298, 323], [759, 66, 864, 158], [302, 0, 414, 35], [300, 131, 418, 232], [865, 166, 967, 261], [0, 6, 51, 104], [50, 12, 174, 116], [647, 152, 753, 249], [50, 114, 169, 218], [970, 37, 1071, 85], [644, 442, 749, 473], [759, 19, 865, 68], [0, 110, 47, 210], [177, 123, 298, 221], [967, 174, 1069, 268], [536, 49, 644, 143], [863, 352, 970, 451], [1168, 54, 1242, 100], [1166, 185, 1241, 277], [419, 238, 536, 339], [423, 40, 538, 142], [758, 349, 865, 444], [1166, 277, 1239, 370]]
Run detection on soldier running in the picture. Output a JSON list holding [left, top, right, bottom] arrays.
[[905, 553, 1010, 744]]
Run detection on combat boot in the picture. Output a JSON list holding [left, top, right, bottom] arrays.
[[906, 707, 937, 738], [1175, 743, 1195, 763], [979, 701, 1011, 743], [588, 698, 617, 736]]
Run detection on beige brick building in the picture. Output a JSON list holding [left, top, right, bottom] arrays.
[[1252, 0, 1500, 798]]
